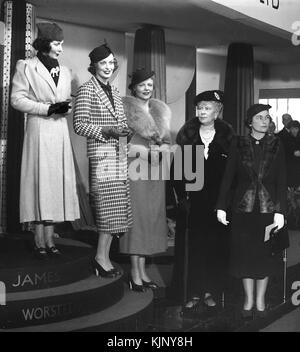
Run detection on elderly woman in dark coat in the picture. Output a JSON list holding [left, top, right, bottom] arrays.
[[217, 104, 286, 318], [173, 90, 234, 312]]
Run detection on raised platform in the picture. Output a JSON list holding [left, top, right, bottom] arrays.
[[0, 237, 94, 292], [2, 286, 154, 332], [0, 236, 154, 331]]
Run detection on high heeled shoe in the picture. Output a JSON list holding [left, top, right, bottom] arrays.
[[142, 279, 159, 290], [111, 267, 122, 276], [241, 308, 253, 319], [92, 259, 116, 278], [46, 246, 61, 257], [128, 276, 145, 292], [33, 246, 48, 260]]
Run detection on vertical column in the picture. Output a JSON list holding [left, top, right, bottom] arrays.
[[132, 25, 166, 102], [0, 0, 35, 233], [223, 43, 254, 136]]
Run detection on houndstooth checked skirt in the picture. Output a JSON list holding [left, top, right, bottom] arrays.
[[89, 157, 132, 234]]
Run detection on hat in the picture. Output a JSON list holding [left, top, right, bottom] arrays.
[[194, 90, 224, 106], [128, 68, 155, 90], [246, 104, 272, 120], [37, 22, 64, 41], [89, 44, 113, 63], [287, 120, 300, 129]]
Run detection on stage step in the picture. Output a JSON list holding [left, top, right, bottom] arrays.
[[1, 285, 154, 332], [0, 237, 94, 292], [0, 271, 124, 328]]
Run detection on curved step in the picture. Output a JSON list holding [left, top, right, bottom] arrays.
[[0, 237, 94, 292], [0, 271, 124, 329], [1, 285, 154, 332]]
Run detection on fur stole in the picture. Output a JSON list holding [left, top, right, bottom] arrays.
[[122, 96, 171, 143], [176, 117, 234, 153]]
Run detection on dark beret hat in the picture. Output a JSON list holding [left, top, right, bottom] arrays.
[[89, 44, 113, 63], [128, 68, 155, 90], [37, 22, 64, 41], [246, 104, 271, 120], [287, 120, 300, 129], [194, 90, 224, 106]]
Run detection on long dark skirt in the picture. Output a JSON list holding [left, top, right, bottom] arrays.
[[187, 214, 229, 300], [230, 212, 281, 279]]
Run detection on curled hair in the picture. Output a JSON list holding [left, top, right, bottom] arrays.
[[32, 38, 51, 53], [129, 78, 155, 97], [87, 57, 119, 76]]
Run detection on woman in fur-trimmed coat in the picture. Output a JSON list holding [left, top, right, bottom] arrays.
[[119, 69, 171, 292], [172, 90, 234, 311]]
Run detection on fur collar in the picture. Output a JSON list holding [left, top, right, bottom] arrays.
[[122, 96, 171, 143], [176, 117, 234, 153]]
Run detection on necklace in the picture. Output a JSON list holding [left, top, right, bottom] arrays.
[[199, 127, 215, 159]]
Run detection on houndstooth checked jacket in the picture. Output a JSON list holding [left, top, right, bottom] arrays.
[[73, 75, 132, 233]]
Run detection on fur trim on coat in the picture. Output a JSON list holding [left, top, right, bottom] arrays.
[[122, 96, 171, 143], [176, 117, 234, 153]]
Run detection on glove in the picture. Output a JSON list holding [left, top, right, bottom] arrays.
[[273, 213, 285, 231], [147, 145, 162, 165], [102, 126, 131, 140], [47, 101, 71, 116], [217, 209, 229, 226]]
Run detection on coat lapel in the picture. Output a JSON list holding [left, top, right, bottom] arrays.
[[91, 76, 116, 118], [35, 58, 57, 95]]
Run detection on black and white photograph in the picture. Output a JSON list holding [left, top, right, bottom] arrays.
[[0, 0, 300, 335]]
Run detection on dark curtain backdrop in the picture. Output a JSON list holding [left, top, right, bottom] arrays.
[[132, 25, 166, 102], [6, 0, 26, 232], [223, 43, 254, 136]]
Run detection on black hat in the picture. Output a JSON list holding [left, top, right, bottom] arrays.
[[37, 22, 64, 41], [128, 68, 155, 90], [246, 104, 271, 120], [89, 44, 113, 63], [194, 90, 224, 106], [287, 120, 300, 129]]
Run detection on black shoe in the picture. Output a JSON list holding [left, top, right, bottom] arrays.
[[128, 276, 145, 292], [182, 297, 201, 316], [46, 246, 61, 257], [142, 280, 159, 290], [255, 305, 270, 319], [33, 246, 48, 260], [241, 308, 254, 320], [92, 259, 116, 278], [111, 267, 122, 276]]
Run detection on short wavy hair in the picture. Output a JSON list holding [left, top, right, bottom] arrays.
[[32, 38, 52, 53], [88, 57, 119, 76]]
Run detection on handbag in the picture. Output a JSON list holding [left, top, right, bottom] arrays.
[[269, 226, 289, 256]]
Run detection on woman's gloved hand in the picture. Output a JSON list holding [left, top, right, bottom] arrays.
[[47, 101, 71, 116], [273, 213, 285, 231], [217, 209, 229, 226], [102, 126, 131, 140]]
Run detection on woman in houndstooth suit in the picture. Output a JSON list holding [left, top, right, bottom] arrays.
[[74, 44, 132, 278]]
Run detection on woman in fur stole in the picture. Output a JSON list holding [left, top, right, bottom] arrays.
[[173, 90, 234, 313], [119, 69, 171, 291]]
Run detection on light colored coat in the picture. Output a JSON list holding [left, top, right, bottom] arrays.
[[11, 57, 80, 223], [119, 96, 171, 255]]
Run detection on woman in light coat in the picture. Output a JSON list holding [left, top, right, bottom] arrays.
[[11, 22, 80, 259]]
